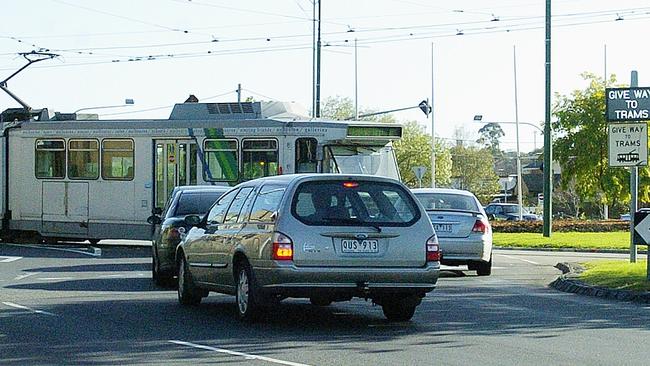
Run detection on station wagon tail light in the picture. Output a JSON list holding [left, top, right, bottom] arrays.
[[272, 232, 293, 260], [472, 219, 490, 234], [426, 235, 441, 262], [342, 181, 359, 188]]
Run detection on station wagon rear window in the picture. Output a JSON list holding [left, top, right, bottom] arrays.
[[292, 180, 420, 226], [414, 193, 479, 212]]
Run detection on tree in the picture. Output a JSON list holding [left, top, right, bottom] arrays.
[[477, 123, 505, 155], [450, 145, 500, 203], [320, 96, 355, 120], [553, 73, 650, 207], [394, 121, 452, 188]]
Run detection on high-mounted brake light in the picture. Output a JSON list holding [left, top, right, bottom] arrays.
[[342, 181, 359, 188], [272, 232, 293, 260], [426, 235, 441, 262]]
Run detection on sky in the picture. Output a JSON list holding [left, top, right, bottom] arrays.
[[2, 0, 650, 153]]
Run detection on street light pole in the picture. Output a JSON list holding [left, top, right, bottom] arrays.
[[513, 45, 523, 220], [74, 99, 134, 114]]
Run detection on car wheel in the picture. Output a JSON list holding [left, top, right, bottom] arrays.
[[476, 258, 492, 276], [177, 255, 202, 306], [235, 262, 263, 321], [309, 296, 332, 306], [381, 298, 418, 321]]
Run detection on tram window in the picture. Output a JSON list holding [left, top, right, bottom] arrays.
[[295, 138, 317, 173], [101, 139, 134, 180], [204, 139, 238, 182], [242, 139, 278, 180], [35, 139, 65, 179], [68, 139, 99, 180]]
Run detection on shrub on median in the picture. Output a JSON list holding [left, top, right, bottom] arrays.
[[490, 219, 629, 233]]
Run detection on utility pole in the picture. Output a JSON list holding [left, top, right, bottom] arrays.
[[315, 0, 322, 118], [543, 0, 553, 237], [431, 43, 436, 188], [237, 83, 241, 103], [312, 0, 316, 118]]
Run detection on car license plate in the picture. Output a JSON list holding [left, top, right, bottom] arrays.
[[434, 223, 453, 233], [341, 239, 379, 253]]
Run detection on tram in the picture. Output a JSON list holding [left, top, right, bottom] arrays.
[[0, 101, 402, 242]]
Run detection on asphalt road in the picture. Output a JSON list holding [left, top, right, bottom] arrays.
[[1, 243, 649, 366]]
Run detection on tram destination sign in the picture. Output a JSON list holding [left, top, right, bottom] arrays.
[[608, 122, 648, 167], [606, 87, 650, 121]]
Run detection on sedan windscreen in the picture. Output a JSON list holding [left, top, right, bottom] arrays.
[[292, 180, 420, 226], [175, 191, 225, 216], [414, 193, 479, 212]]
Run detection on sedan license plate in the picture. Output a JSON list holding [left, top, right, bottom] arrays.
[[434, 223, 453, 233], [341, 239, 379, 253]]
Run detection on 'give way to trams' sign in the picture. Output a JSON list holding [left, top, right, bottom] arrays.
[[607, 122, 648, 167]]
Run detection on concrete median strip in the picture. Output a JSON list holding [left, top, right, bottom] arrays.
[[550, 262, 650, 304]]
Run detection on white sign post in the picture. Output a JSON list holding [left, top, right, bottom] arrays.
[[412, 166, 427, 188], [607, 123, 648, 167]]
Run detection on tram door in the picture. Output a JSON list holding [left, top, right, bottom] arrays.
[[154, 140, 198, 210]]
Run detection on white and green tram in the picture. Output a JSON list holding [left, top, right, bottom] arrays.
[[0, 101, 402, 242]]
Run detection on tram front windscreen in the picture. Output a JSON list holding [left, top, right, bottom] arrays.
[[324, 145, 400, 180]]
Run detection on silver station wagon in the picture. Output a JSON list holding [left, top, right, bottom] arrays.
[[176, 174, 441, 321]]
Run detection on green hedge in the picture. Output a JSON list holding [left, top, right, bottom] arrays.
[[490, 219, 629, 233]]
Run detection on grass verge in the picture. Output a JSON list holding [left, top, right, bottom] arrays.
[[579, 260, 650, 291], [493, 231, 630, 250]]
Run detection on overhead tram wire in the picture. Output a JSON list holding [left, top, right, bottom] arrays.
[[3, 10, 650, 70], [5, 6, 648, 56]]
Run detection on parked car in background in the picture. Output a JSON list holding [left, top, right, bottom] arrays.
[[148, 185, 229, 286], [176, 174, 441, 321], [412, 188, 493, 276], [484, 203, 540, 221]]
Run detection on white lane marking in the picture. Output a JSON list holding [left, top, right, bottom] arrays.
[[7, 244, 100, 257], [2, 302, 56, 316], [0, 256, 22, 263], [499, 254, 540, 265], [170, 340, 313, 366], [14, 272, 38, 281], [37, 277, 75, 281], [96, 274, 126, 279]]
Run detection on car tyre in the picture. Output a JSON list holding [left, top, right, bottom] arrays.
[[476, 258, 492, 276], [235, 262, 263, 321], [177, 255, 202, 306], [381, 298, 417, 321]]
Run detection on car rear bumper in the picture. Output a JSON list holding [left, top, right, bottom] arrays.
[[438, 237, 492, 264], [253, 262, 440, 297]]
